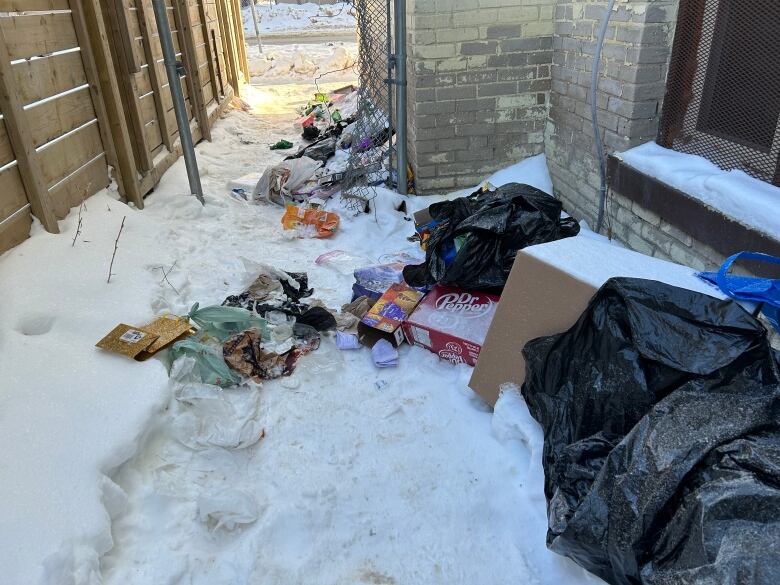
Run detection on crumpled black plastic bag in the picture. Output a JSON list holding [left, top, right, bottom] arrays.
[[403, 183, 580, 291], [521, 277, 780, 585]]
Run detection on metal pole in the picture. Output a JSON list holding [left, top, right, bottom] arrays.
[[248, 0, 263, 54], [152, 0, 204, 204], [393, 0, 408, 195], [386, 0, 393, 189]]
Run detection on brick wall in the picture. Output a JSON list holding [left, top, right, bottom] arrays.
[[407, 0, 556, 193], [542, 1, 737, 270], [407, 0, 768, 271], [544, 0, 676, 220]]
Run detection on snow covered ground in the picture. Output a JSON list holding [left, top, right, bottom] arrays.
[[247, 41, 357, 83], [0, 43, 601, 585], [241, 1, 356, 38], [619, 142, 780, 239]]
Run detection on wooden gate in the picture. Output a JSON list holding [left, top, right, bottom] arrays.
[[0, 0, 117, 252], [0, 0, 247, 255]]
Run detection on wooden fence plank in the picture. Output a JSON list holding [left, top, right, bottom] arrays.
[[214, 0, 238, 95], [136, 0, 173, 150], [0, 27, 58, 232], [111, 0, 141, 72], [27, 88, 96, 148], [231, 0, 248, 81], [0, 164, 27, 220], [38, 121, 103, 187], [81, 0, 143, 209], [0, 205, 32, 254], [47, 152, 108, 218], [0, 13, 79, 60], [197, 1, 220, 100], [0, 1, 69, 11], [69, 0, 124, 207], [173, 0, 211, 140], [11, 51, 88, 106], [106, 0, 154, 172], [0, 116, 16, 165]]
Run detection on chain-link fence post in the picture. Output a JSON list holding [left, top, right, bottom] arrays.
[[341, 0, 395, 210]]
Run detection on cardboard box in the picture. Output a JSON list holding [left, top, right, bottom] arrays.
[[96, 316, 194, 361], [403, 285, 499, 366], [469, 236, 726, 407], [357, 283, 425, 347]]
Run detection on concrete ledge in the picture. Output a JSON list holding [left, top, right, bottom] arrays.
[[608, 154, 780, 271]]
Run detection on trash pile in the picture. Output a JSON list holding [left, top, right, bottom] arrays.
[[230, 85, 359, 215], [228, 84, 401, 239], [521, 277, 780, 584], [404, 183, 580, 291]]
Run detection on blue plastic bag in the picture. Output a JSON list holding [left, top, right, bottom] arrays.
[[699, 251, 780, 333]]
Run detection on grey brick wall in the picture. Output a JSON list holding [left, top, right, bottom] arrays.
[[407, 0, 763, 271], [541, 1, 735, 270], [544, 1, 677, 221], [407, 0, 556, 193]]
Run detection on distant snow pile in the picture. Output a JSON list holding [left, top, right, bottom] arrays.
[[248, 42, 357, 80], [242, 2, 356, 35], [619, 142, 780, 238]]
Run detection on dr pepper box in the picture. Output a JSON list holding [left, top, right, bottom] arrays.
[[402, 286, 499, 366]]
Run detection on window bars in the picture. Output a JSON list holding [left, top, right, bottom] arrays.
[[658, 0, 780, 187]]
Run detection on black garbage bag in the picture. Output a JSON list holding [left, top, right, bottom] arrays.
[[403, 183, 580, 291], [521, 277, 780, 585]]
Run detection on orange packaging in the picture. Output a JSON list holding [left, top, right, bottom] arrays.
[[281, 205, 340, 238]]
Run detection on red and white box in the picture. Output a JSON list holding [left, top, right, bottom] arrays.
[[402, 286, 499, 366]]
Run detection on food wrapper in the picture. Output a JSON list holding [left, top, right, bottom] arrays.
[[136, 315, 195, 360], [96, 316, 194, 361], [96, 324, 159, 359]]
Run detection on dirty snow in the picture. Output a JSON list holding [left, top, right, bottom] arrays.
[[619, 141, 780, 239], [241, 1, 356, 37], [0, 52, 601, 585]]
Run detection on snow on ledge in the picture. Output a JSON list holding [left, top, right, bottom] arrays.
[[618, 142, 780, 240]]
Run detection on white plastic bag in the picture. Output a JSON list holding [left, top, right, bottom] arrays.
[[169, 357, 264, 451], [253, 156, 322, 206], [197, 489, 259, 531]]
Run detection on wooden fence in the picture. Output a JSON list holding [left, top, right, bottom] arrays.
[[0, 0, 248, 254]]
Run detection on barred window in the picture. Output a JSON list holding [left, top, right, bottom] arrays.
[[658, 0, 780, 186]]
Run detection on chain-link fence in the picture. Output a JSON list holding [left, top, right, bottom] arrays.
[[341, 0, 395, 210], [658, 0, 780, 186]]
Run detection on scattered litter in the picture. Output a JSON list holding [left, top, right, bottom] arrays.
[[404, 286, 498, 366], [342, 295, 372, 319], [270, 139, 294, 150], [228, 172, 262, 194], [137, 316, 196, 359], [96, 316, 195, 361], [281, 205, 340, 238], [187, 303, 269, 342], [197, 489, 259, 532], [223, 267, 336, 331], [169, 339, 241, 387], [374, 379, 389, 390], [168, 357, 262, 449], [404, 183, 580, 291], [96, 324, 159, 359], [315, 249, 372, 275], [371, 339, 398, 368], [353, 254, 424, 302], [521, 277, 780, 584], [335, 331, 361, 350], [222, 328, 316, 382], [254, 157, 322, 206], [358, 283, 424, 347]]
